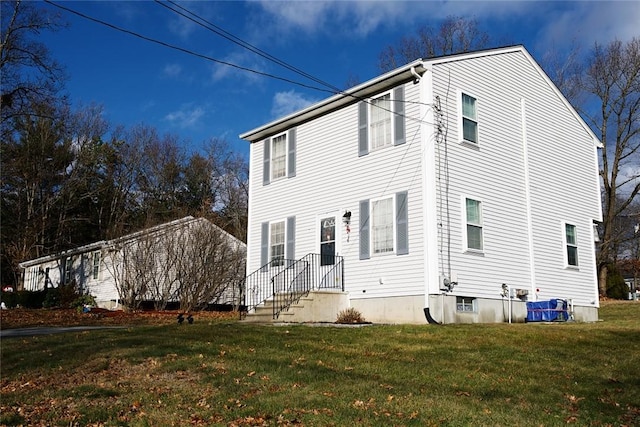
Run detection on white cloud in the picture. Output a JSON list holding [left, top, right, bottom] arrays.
[[254, 0, 414, 39], [164, 105, 206, 128], [271, 90, 318, 118], [162, 63, 183, 78], [531, 1, 640, 55], [209, 50, 266, 84]]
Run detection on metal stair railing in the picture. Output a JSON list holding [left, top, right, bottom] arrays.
[[241, 254, 345, 320], [242, 258, 298, 318]]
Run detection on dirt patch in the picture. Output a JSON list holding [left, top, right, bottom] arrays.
[[0, 308, 239, 330]]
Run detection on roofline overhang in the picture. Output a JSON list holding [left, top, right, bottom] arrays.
[[240, 59, 427, 142], [240, 44, 601, 149]]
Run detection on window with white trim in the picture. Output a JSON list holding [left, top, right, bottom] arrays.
[[92, 251, 101, 280], [456, 296, 476, 312], [270, 221, 285, 267], [564, 223, 578, 267], [271, 133, 287, 181], [465, 198, 483, 251], [64, 257, 73, 284], [460, 92, 478, 144], [372, 197, 394, 254], [370, 92, 392, 150], [358, 86, 405, 156]]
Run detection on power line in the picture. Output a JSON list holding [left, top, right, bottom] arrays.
[[156, 0, 345, 96], [44, 0, 433, 125], [155, 0, 431, 113], [43, 0, 334, 95]]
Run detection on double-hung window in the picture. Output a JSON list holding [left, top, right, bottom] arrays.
[[358, 86, 405, 156], [371, 197, 394, 254], [359, 191, 408, 259], [269, 221, 285, 267], [92, 251, 101, 280], [64, 257, 73, 284], [465, 198, 483, 251], [271, 133, 287, 181], [260, 217, 295, 271], [564, 223, 578, 267], [461, 92, 478, 144], [263, 129, 296, 185], [370, 93, 392, 150]]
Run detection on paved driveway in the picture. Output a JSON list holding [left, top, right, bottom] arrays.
[[1, 326, 126, 338]]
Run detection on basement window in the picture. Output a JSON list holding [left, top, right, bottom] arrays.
[[456, 296, 477, 313]]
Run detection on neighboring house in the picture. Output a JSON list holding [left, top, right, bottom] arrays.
[[240, 45, 602, 324], [19, 217, 246, 310]]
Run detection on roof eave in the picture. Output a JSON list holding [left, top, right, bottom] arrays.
[[240, 59, 427, 142]]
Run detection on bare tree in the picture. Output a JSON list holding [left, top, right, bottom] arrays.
[[174, 219, 245, 312], [205, 138, 249, 242], [579, 38, 640, 296], [1, 0, 67, 140], [378, 16, 490, 72], [106, 218, 245, 311]]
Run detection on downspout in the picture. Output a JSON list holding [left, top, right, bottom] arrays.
[[417, 63, 441, 325]]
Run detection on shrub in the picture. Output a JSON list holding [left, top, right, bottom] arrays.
[[336, 307, 366, 324], [42, 288, 60, 308], [71, 294, 97, 313], [606, 264, 629, 300]]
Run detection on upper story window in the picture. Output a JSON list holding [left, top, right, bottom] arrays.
[[358, 86, 405, 156], [370, 93, 392, 151], [465, 198, 483, 252], [263, 128, 296, 185], [460, 92, 478, 144], [271, 133, 287, 180], [564, 223, 578, 267]]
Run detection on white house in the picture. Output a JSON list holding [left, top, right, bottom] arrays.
[[239, 46, 602, 324], [19, 216, 246, 310]]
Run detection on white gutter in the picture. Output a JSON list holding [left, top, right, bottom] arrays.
[[240, 59, 427, 142]]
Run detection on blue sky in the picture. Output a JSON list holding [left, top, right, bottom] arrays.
[[41, 1, 639, 158]]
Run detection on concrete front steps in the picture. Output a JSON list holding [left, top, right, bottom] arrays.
[[242, 290, 349, 323]]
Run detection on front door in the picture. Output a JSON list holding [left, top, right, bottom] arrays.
[[320, 215, 337, 266]]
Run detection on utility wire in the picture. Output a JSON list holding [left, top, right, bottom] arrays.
[[156, 0, 432, 112], [45, 0, 433, 126], [156, 0, 345, 96], [43, 0, 334, 94]]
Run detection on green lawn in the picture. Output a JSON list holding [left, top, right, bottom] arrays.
[[1, 302, 639, 426]]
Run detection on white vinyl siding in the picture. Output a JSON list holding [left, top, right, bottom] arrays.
[[431, 49, 599, 305], [247, 81, 422, 300]]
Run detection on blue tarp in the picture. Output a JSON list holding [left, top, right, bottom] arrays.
[[526, 299, 569, 322]]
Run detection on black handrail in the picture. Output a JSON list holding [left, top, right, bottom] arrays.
[[241, 253, 344, 319]]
